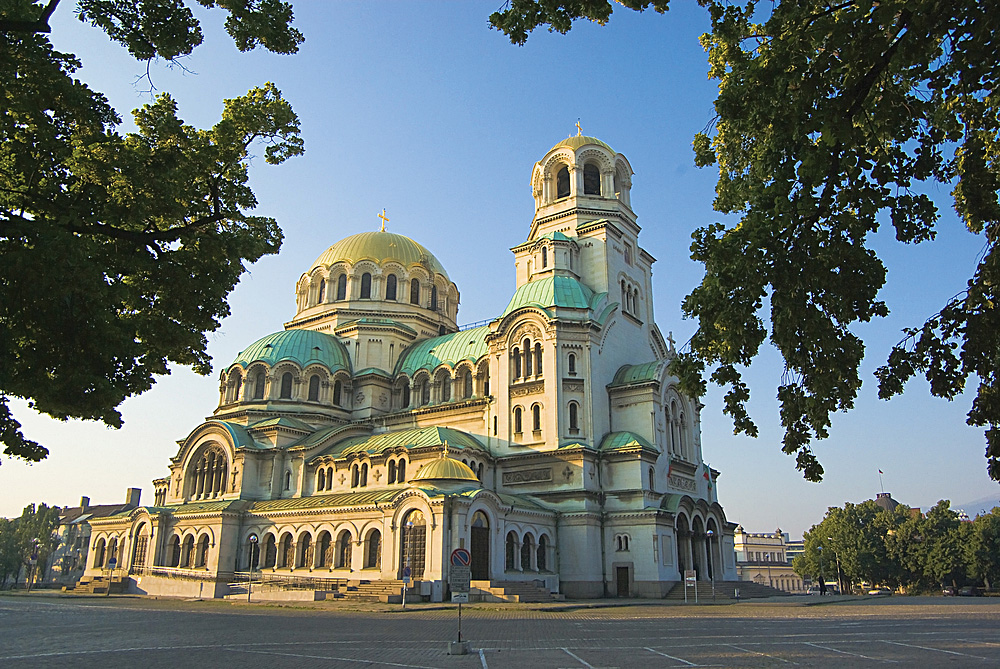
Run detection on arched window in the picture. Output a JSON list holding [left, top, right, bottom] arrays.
[[317, 468, 326, 491], [351, 464, 359, 488], [280, 534, 293, 568], [182, 535, 195, 567], [94, 538, 106, 568], [388, 460, 396, 484], [360, 272, 372, 299], [440, 371, 451, 402], [523, 339, 532, 375], [168, 535, 181, 567], [420, 379, 430, 406], [196, 535, 209, 567], [583, 163, 601, 195], [385, 274, 397, 301], [410, 278, 420, 305], [532, 404, 541, 431], [327, 468, 335, 490], [401, 383, 410, 408], [534, 342, 542, 375], [649, 466, 655, 491], [308, 374, 320, 401], [298, 533, 312, 568], [264, 535, 277, 568], [541, 246, 548, 268], [284, 470, 292, 491], [336, 274, 347, 300], [317, 532, 332, 567], [317, 278, 326, 303], [537, 535, 547, 570], [569, 402, 579, 431], [253, 371, 266, 400], [512, 347, 521, 379], [568, 353, 577, 375], [228, 370, 242, 403], [360, 463, 368, 487], [477, 462, 484, 481], [521, 533, 534, 571], [365, 530, 381, 569], [333, 380, 343, 406], [430, 285, 438, 311], [505, 532, 517, 570], [279, 372, 293, 399], [556, 166, 570, 198], [463, 370, 473, 398], [189, 444, 228, 500], [513, 407, 523, 433], [397, 459, 406, 482]]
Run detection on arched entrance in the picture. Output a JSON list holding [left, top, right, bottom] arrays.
[[470, 511, 489, 580], [400, 509, 426, 580]]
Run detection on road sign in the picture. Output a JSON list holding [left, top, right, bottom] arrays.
[[450, 548, 471, 566], [108, 557, 118, 569], [449, 564, 471, 593], [451, 592, 469, 603], [684, 569, 696, 585], [402, 565, 411, 584]]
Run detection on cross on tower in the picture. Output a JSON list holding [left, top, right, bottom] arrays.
[[575, 120, 582, 136], [378, 208, 389, 232]]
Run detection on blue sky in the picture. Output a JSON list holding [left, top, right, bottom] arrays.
[[2, 1, 997, 536]]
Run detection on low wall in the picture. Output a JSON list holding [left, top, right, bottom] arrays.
[[128, 574, 228, 599]]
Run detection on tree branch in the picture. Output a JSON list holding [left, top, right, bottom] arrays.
[[0, 0, 60, 34]]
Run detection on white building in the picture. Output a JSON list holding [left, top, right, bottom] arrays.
[[83, 133, 738, 600]]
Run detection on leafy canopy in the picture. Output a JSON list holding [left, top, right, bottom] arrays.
[[492, 0, 1000, 482], [0, 0, 303, 464]]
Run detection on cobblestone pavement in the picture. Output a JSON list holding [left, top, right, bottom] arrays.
[[2, 593, 999, 668]]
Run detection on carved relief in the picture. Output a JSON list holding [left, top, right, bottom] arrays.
[[510, 380, 544, 397], [511, 322, 542, 343], [668, 475, 696, 492], [503, 468, 552, 485], [562, 380, 584, 393]]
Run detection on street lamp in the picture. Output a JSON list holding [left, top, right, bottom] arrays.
[[247, 534, 259, 603], [705, 529, 715, 601]]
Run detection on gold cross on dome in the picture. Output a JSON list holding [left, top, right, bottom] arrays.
[[575, 120, 582, 136], [378, 208, 389, 232], [442, 440, 449, 457]]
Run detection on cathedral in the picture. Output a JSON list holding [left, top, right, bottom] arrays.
[[82, 134, 738, 600]]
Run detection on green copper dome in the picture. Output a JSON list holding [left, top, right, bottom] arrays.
[[311, 231, 449, 279], [550, 135, 614, 153], [232, 329, 351, 372], [411, 456, 479, 483], [500, 276, 598, 318]]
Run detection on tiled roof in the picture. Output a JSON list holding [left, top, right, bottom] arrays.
[[500, 276, 599, 319], [395, 326, 489, 376], [312, 426, 486, 461], [250, 489, 400, 513], [610, 361, 668, 387], [598, 431, 656, 452]]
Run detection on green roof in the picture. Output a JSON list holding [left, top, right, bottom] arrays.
[[311, 231, 449, 279], [232, 329, 351, 373], [195, 420, 261, 450], [610, 361, 668, 387], [500, 276, 598, 318], [251, 489, 400, 513], [146, 500, 244, 516], [550, 135, 615, 153], [599, 431, 656, 452], [396, 326, 489, 376], [249, 416, 314, 432], [313, 426, 486, 460], [538, 231, 573, 242]]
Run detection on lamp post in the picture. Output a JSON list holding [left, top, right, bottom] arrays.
[[817, 545, 825, 595], [705, 529, 716, 601], [247, 534, 258, 603], [402, 520, 414, 609]]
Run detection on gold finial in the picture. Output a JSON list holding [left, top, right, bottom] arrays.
[[378, 208, 389, 232], [575, 120, 582, 136], [442, 440, 449, 458]]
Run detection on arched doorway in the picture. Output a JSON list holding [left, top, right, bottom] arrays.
[[470, 511, 489, 580], [400, 509, 426, 580], [130, 523, 149, 574]]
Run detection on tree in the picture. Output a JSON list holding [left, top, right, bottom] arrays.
[[0, 1, 304, 464], [0, 503, 60, 587], [492, 1, 1000, 482], [965, 507, 1000, 590], [0, 518, 21, 587]]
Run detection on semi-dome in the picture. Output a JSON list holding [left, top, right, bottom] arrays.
[[310, 231, 449, 280], [411, 455, 479, 483], [232, 329, 351, 372]]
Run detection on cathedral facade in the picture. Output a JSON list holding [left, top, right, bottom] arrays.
[[83, 135, 738, 600]]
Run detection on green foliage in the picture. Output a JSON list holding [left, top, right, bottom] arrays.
[[965, 508, 1000, 590], [491, 0, 1000, 482], [0, 503, 60, 587], [0, 0, 303, 463], [489, 0, 670, 46]]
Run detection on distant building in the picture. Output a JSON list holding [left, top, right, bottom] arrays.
[[42, 489, 142, 588], [733, 526, 806, 593]]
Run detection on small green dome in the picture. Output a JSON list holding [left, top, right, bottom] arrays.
[[501, 276, 597, 318], [311, 231, 449, 279], [233, 329, 351, 372], [550, 135, 614, 153], [411, 456, 479, 483]]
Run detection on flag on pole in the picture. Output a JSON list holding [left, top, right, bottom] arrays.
[[879, 469, 883, 474], [667, 458, 674, 478], [703, 462, 712, 490]]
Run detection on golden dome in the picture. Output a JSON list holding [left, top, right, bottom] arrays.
[[310, 231, 449, 279], [411, 456, 479, 483]]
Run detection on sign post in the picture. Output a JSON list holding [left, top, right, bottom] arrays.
[[447, 548, 472, 655], [401, 565, 411, 609], [683, 569, 697, 604], [106, 557, 118, 597]]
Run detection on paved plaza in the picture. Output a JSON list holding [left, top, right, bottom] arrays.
[[2, 594, 999, 668]]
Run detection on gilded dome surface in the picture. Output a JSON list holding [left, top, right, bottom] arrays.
[[411, 456, 479, 483], [549, 135, 614, 153], [310, 231, 449, 279], [232, 329, 351, 372]]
